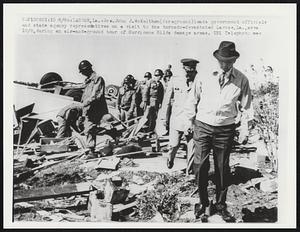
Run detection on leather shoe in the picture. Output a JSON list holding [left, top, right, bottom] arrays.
[[215, 204, 235, 222], [194, 203, 209, 220], [167, 158, 174, 169]]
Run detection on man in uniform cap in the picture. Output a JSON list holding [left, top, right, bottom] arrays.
[[160, 58, 199, 175], [56, 103, 83, 138], [184, 41, 252, 222], [79, 60, 108, 158]]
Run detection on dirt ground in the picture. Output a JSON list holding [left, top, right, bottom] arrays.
[[13, 134, 278, 223]]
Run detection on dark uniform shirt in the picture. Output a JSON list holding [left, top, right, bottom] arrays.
[[57, 103, 82, 122], [117, 88, 136, 113], [137, 80, 150, 105], [56, 103, 83, 136], [147, 79, 164, 106], [81, 72, 108, 121]]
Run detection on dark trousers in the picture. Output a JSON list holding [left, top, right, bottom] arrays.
[[56, 116, 71, 138], [119, 109, 134, 126], [83, 107, 103, 151], [136, 106, 144, 117], [147, 102, 159, 132], [193, 120, 235, 207]]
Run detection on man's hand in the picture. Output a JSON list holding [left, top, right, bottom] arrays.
[[184, 127, 193, 136], [183, 120, 193, 136], [162, 119, 167, 128]]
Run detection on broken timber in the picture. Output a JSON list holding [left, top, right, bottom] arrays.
[[96, 158, 120, 170], [115, 150, 145, 158], [13, 182, 93, 203], [14, 149, 89, 183]]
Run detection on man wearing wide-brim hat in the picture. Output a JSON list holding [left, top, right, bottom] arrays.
[[184, 41, 252, 222]]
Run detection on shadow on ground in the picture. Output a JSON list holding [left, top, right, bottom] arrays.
[[242, 207, 277, 222]]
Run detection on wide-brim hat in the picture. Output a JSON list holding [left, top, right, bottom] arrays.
[[213, 41, 240, 61]]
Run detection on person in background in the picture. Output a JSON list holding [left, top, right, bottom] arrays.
[[117, 75, 136, 125], [56, 103, 83, 138], [160, 59, 199, 175], [162, 68, 173, 90], [184, 41, 252, 222], [146, 69, 164, 133], [162, 68, 173, 134], [79, 60, 108, 158], [135, 72, 152, 117]]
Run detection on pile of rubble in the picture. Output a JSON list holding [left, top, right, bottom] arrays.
[[13, 86, 173, 222], [13, 86, 278, 223]]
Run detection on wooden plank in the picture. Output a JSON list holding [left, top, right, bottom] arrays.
[[124, 116, 142, 124], [110, 112, 128, 129], [14, 150, 88, 183], [45, 152, 76, 161], [115, 151, 145, 158], [96, 158, 120, 170], [88, 191, 112, 222], [13, 182, 92, 203], [40, 144, 69, 153]]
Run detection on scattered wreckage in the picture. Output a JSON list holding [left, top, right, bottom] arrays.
[[13, 79, 170, 221], [12, 78, 278, 223]]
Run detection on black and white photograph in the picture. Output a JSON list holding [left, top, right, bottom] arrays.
[[3, 3, 296, 228]]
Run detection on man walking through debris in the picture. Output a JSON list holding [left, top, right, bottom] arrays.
[[117, 75, 136, 125], [79, 60, 108, 158], [160, 59, 199, 176], [184, 41, 252, 222], [56, 103, 83, 138], [145, 69, 164, 133]]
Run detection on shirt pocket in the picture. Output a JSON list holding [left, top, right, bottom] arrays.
[[221, 85, 241, 105]]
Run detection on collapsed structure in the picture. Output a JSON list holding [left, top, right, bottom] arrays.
[[12, 72, 278, 223]]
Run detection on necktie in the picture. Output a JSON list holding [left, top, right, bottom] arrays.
[[219, 71, 226, 88]]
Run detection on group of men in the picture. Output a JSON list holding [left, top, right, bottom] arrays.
[[55, 41, 252, 222], [116, 68, 172, 132]]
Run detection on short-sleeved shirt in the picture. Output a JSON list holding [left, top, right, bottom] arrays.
[[117, 89, 136, 112], [160, 75, 194, 131]]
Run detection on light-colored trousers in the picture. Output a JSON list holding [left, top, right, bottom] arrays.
[[168, 128, 195, 175]]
